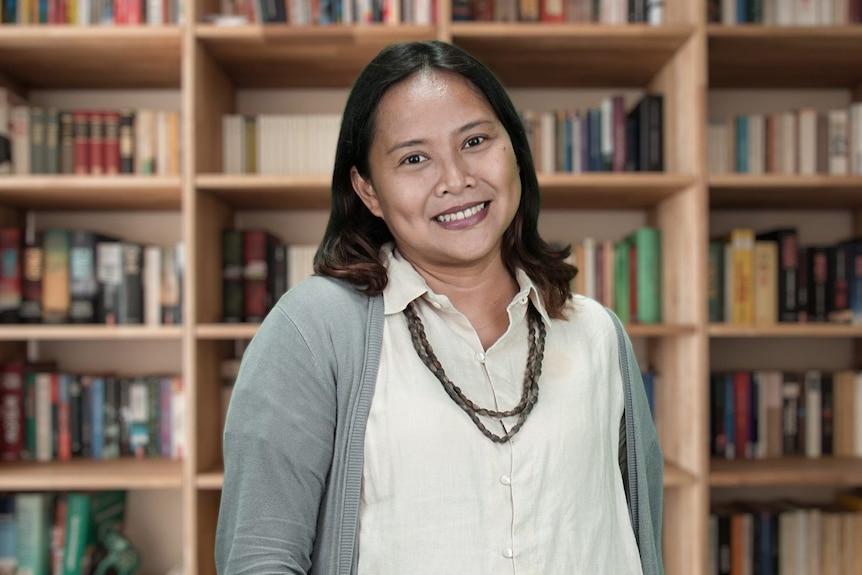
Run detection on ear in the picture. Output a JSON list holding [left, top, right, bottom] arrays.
[[350, 166, 383, 218]]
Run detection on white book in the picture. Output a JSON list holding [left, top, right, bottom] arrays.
[[827, 108, 849, 175], [539, 111, 555, 174], [10, 105, 30, 175], [834, 0, 849, 24], [722, 0, 736, 23], [795, 0, 818, 23], [35, 373, 52, 462], [748, 113, 765, 174], [143, 245, 162, 327], [804, 370, 822, 458], [600, 98, 613, 170], [780, 111, 797, 174], [797, 108, 817, 175], [776, 0, 795, 24], [853, 102, 862, 174]]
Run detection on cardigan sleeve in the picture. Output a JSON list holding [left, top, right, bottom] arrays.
[[215, 302, 337, 575]]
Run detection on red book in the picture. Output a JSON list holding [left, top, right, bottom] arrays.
[[89, 111, 105, 176], [57, 374, 71, 461], [0, 361, 25, 461], [539, 0, 563, 21], [73, 110, 90, 175], [734, 372, 751, 459], [103, 112, 121, 175], [242, 230, 272, 322]]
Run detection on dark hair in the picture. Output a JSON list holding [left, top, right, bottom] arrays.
[[314, 40, 576, 318]]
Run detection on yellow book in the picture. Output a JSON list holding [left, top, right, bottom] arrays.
[[729, 228, 755, 325], [754, 240, 778, 325]]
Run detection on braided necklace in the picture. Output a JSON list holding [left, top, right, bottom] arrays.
[[403, 300, 546, 444]]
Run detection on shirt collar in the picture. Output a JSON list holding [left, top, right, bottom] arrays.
[[381, 242, 552, 325]]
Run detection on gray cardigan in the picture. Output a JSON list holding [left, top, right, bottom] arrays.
[[215, 276, 664, 575]]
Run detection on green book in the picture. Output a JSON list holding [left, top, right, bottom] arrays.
[[15, 493, 53, 575], [708, 241, 725, 323], [630, 226, 662, 324], [63, 491, 127, 575]]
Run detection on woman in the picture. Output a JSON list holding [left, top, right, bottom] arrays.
[[215, 40, 663, 575]]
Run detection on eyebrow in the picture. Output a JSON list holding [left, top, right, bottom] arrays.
[[385, 119, 495, 155]]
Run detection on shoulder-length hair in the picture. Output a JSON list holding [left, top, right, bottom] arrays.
[[314, 40, 576, 318]]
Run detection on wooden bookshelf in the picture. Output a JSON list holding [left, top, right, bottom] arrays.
[[0, 459, 183, 490], [708, 324, 862, 338], [708, 25, 862, 88], [709, 174, 862, 209], [0, 27, 182, 88], [0, 325, 183, 341], [711, 458, 862, 487], [0, 176, 182, 210]]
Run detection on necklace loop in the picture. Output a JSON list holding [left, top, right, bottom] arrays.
[[403, 300, 546, 444]]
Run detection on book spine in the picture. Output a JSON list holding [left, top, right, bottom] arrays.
[[41, 229, 70, 324], [242, 230, 269, 322], [73, 110, 89, 175], [119, 243, 143, 324], [68, 230, 99, 324], [0, 362, 24, 461], [59, 110, 74, 174], [103, 111, 120, 175], [0, 227, 21, 323], [96, 242, 122, 325], [20, 231, 43, 324], [222, 229, 244, 322], [119, 109, 135, 174]]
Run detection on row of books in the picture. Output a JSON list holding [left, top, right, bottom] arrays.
[[522, 93, 664, 174], [709, 493, 862, 575], [707, 104, 862, 176], [222, 114, 339, 176], [708, 0, 862, 25], [709, 227, 862, 325], [0, 227, 184, 326], [217, 0, 434, 24], [0, 90, 182, 176], [453, 0, 664, 23], [0, 491, 132, 575], [222, 229, 316, 323], [0, 362, 185, 462], [566, 226, 662, 324], [0, 0, 183, 24], [710, 369, 862, 461]]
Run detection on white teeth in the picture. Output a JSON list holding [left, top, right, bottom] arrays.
[[435, 202, 486, 223]]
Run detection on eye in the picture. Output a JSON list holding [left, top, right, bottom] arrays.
[[401, 154, 427, 165], [464, 135, 486, 148]]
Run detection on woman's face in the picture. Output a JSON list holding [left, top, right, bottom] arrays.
[[351, 70, 521, 275]]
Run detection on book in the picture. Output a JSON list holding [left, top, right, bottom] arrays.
[[0, 227, 21, 323], [15, 492, 53, 575]]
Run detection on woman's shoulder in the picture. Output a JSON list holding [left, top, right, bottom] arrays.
[[273, 275, 378, 325]]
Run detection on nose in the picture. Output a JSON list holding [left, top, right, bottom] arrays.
[[434, 153, 477, 196]]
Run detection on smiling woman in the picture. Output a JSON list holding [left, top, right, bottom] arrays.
[[215, 40, 665, 575]]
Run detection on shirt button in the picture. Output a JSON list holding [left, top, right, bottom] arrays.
[[502, 548, 514, 558], [431, 301, 442, 309], [500, 475, 511, 485], [519, 297, 527, 304], [476, 352, 486, 362]]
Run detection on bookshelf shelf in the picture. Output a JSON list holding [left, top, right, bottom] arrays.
[[710, 458, 862, 487], [194, 24, 438, 88], [0, 325, 183, 341], [450, 23, 694, 87], [708, 324, 862, 338], [709, 174, 862, 209], [0, 26, 183, 89], [707, 25, 862, 88], [0, 458, 183, 490], [0, 176, 182, 210], [196, 467, 224, 490], [625, 323, 697, 337], [196, 175, 331, 209], [538, 173, 696, 209], [195, 323, 259, 339]]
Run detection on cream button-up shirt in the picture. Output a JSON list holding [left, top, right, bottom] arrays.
[[357, 244, 643, 575]]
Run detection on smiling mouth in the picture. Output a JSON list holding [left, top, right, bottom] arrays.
[[434, 202, 487, 223]]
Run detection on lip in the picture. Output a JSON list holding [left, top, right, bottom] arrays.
[[432, 201, 489, 229]]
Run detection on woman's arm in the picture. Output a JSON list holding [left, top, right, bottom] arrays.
[[215, 302, 337, 575]]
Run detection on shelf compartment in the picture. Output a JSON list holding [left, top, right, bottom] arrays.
[[0, 325, 183, 341], [0, 27, 182, 89], [709, 323, 862, 338], [0, 458, 183, 490], [196, 323, 259, 340], [451, 23, 694, 88], [708, 25, 862, 88], [195, 24, 437, 88], [0, 176, 182, 210], [711, 457, 862, 487], [196, 172, 695, 210], [709, 174, 862, 210]]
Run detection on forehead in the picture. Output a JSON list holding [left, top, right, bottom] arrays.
[[373, 70, 497, 132]]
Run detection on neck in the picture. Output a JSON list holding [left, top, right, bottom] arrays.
[[409, 256, 519, 350]]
